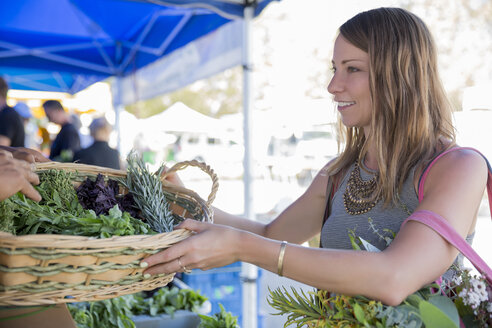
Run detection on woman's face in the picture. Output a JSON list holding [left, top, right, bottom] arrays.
[[327, 35, 372, 132]]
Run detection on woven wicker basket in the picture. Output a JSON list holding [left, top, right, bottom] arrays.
[[0, 160, 218, 306]]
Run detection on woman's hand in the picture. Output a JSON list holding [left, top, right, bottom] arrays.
[[0, 150, 41, 201], [160, 166, 185, 187], [141, 219, 243, 275]]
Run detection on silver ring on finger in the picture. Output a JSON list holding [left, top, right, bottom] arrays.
[[177, 257, 192, 274]]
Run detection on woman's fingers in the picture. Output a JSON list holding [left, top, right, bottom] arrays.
[[141, 232, 193, 270], [175, 218, 209, 232], [141, 221, 242, 277], [161, 167, 185, 187], [143, 257, 189, 276], [141, 221, 209, 273]]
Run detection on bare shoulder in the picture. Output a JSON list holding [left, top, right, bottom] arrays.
[[428, 148, 487, 182], [304, 158, 337, 200], [419, 147, 488, 228]]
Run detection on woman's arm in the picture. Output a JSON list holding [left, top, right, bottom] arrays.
[[212, 162, 330, 243], [379, 148, 487, 302], [164, 160, 332, 242], [144, 149, 487, 305]]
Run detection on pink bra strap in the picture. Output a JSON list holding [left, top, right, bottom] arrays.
[[402, 210, 492, 285]]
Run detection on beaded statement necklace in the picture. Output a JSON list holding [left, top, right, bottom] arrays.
[[343, 160, 380, 215]]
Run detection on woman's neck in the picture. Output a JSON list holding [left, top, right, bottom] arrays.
[[362, 143, 378, 171]]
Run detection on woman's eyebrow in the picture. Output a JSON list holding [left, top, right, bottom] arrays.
[[341, 59, 365, 64], [331, 59, 366, 65]]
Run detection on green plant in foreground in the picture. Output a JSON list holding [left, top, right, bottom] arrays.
[[132, 287, 208, 317], [267, 227, 475, 328], [69, 287, 209, 328], [198, 304, 239, 328], [68, 294, 137, 328], [268, 279, 461, 327]]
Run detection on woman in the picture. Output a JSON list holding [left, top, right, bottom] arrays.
[[141, 7, 488, 306]]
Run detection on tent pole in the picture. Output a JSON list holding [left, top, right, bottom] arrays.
[[112, 76, 123, 153], [241, 4, 258, 328]]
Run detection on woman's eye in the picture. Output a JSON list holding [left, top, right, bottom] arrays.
[[330, 66, 336, 73], [348, 66, 360, 73]]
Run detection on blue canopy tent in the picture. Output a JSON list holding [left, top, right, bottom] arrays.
[[0, 0, 279, 326], [0, 0, 243, 93]]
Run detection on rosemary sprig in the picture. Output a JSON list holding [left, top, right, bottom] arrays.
[[121, 152, 174, 233], [268, 286, 330, 327]]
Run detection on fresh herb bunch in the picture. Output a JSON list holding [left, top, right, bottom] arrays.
[[0, 169, 153, 238], [198, 304, 240, 328], [268, 285, 443, 327], [77, 173, 139, 217], [132, 287, 208, 317], [11, 190, 152, 237], [68, 294, 137, 328], [121, 152, 174, 233], [68, 287, 208, 328], [36, 169, 79, 211], [0, 199, 15, 234]]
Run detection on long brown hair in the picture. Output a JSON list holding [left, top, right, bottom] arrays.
[[327, 7, 455, 206]]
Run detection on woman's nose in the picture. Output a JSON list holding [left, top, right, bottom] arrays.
[[327, 74, 343, 95]]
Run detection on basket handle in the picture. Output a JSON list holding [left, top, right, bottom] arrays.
[[161, 160, 219, 208]]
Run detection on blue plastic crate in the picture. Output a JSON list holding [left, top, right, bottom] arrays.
[[181, 262, 263, 326], [182, 262, 242, 315]]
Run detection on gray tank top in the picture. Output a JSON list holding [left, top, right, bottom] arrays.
[[320, 161, 474, 282]]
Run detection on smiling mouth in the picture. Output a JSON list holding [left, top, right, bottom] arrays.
[[337, 101, 356, 110]]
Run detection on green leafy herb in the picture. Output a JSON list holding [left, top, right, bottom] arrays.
[[0, 198, 16, 234], [198, 304, 239, 328], [132, 287, 208, 317], [68, 287, 208, 328], [36, 169, 79, 211], [121, 152, 174, 233], [1, 169, 153, 238], [68, 294, 137, 328], [267, 285, 432, 327], [11, 192, 152, 237]]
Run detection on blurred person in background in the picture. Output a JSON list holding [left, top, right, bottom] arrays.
[[0, 77, 25, 147], [42, 100, 80, 162], [73, 117, 120, 169], [70, 113, 92, 149], [14, 102, 39, 149]]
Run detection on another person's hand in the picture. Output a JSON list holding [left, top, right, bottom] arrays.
[[12, 147, 49, 163], [141, 219, 242, 275], [0, 146, 49, 163], [0, 150, 41, 201]]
